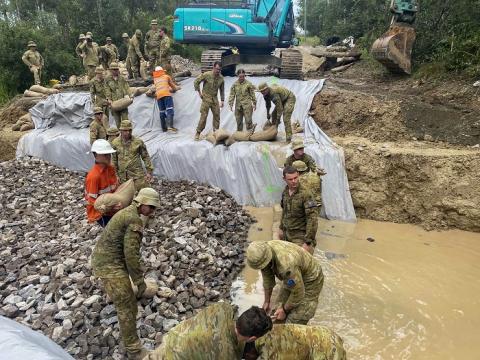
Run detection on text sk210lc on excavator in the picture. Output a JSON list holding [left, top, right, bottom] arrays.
[[173, 0, 303, 79], [371, 0, 418, 74]]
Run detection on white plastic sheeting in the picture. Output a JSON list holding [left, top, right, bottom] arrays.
[[0, 316, 74, 360], [17, 77, 356, 221]]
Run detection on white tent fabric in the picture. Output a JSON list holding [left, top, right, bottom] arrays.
[[0, 316, 74, 360], [17, 77, 356, 221]]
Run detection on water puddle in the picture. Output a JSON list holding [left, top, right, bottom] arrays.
[[233, 208, 480, 359]]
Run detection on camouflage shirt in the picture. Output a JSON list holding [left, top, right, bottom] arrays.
[[128, 36, 143, 59], [145, 29, 161, 49], [300, 171, 322, 207], [111, 136, 153, 182], [160, 35, 172, 62], [22, 50, 44, 67], [228, 79, 256, 109], [261, 240, 323, 308], [89, 119, 107, 144], [105, 43, 119, 60], [91, 203, 144, 285], [265, 85, 295, 114], [285, 153, 317, 173], [150, 302, 245, 360], [79, 42, 99, 66], [194, 71, 225, 101], [89, 77, 107, 106], [104, 75, 130, 102], [255, 324, 346, 360], [280, 183, 318, 245]]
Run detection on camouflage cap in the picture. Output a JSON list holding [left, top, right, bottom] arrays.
[[119, 120, 133, 130], [107, 127, 120, 136], [85, 34, 92, 40], [106, 36, 112, 41], [95, 66, 104, 74], [122, 32, 129, 38], [86, 31, 93, 36], [257, 82, 269, 92], [93, 106, 103, 114], [27, 41, 37, 48], [291, 138, 304, 151], [134, 187, 160, 208], [79, 33, 85, 40], [292, 160, 308, 172], [109, 62, 120, 70], [246, 242, 272, 270], [150, 19, 158, 25]]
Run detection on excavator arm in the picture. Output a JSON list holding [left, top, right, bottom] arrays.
[[371, 0, 418, 74]]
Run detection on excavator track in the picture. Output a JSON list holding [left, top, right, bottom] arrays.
[[201, 50, 225, 73], [279, 49, 303, 80]]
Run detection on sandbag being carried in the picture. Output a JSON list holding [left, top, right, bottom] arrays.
[[140, 60, 148, 80], [30, 85, 59, 95], [130, 87, 150, 97], [250, 125, 278, 142], [111, 97, 133, 112], [94, 179, 135, 214]]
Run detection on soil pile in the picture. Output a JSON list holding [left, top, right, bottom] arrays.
[[0, 158, 252, 359]]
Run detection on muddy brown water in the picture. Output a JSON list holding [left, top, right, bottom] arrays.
[[232, 208, 480, 359]]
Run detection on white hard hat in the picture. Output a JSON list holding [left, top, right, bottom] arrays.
[[155, 66, 164, 71], [91, 139, 116, 154]]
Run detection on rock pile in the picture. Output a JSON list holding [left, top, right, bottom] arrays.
[[170, 55, 200, 74], [0, 158, 252, 359]]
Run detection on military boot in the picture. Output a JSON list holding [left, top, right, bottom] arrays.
[[127, 347, 151, 360], [194, 132, 200, 141]]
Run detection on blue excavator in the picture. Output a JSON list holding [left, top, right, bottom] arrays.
[[173, 0, 302, 78]]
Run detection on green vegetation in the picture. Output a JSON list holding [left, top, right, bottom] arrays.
[[297, 0, 480, 77]]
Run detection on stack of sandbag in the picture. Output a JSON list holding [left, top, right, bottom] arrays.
[[23, 84, 59, 98], [205, 128, 231, 146], [11, 113, 34, 131], [94, 179, 135, 214]]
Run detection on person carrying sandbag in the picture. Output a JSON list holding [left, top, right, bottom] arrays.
[[85, 139, 122, 227], [105, 62, 131, 128]]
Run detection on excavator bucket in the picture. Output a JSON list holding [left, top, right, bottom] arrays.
[[371, 24, 416, 75]]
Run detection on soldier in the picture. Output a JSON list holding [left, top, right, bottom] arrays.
[[22, 41, 44, 85], [127, 29, 145, 79], [90, 66, 109, 122], [111, 120, 154, 191], [105, 62, 130, 127], [144, 19, 161, 72], [246, 240, 324, 325], [107, 127, 120, 143], [159, 26, 172, 74], [284, 138, 320, 173], [89, 107, 107, 144], [84, 139, 120, 227], [153, 66, 180, 132], [121, 33, 132, 77], [79, 34, 99, 80], [92, 187, 160, 359], [75, 34, 86, 59], [258, 82, 296, 143], [194, 61, 225, 140], [293, 160, 323, 216], [104, 36, 119, 64], [144, 303, 273, 360], [252, 324, 347, 360], [228, 69, 257, 132], [86, 31, 99, 47], [279, 166, 318, 253]]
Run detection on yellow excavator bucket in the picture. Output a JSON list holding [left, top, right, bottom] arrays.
[[371, 23, 416, 75]]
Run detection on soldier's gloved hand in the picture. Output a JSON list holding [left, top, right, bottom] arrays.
[[136, 281, 147, 299]]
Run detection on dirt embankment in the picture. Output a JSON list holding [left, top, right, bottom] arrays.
[[310, 61, 480, 231]]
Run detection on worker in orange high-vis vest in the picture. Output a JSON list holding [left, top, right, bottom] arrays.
[[85, 139, 123, 227], [152, 66, 180, 133]]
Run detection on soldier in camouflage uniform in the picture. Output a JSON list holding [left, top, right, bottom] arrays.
[[79, 34, 99, 80], [22, 41, 44, 85], [105, 62, 130, 127], [246, 240, 324, 325], [90, 66, 110, 123], [111, 120, 154, 191], [293, 160, 323, 216], [92, 187, 160, 360], [104, 36, 119, 65], [145, 303, 273, 360], [144, 20, 161, 72], [279, 166, 318, 253], [258, 82, 296, 142], [228, 69, 257, 131], [159, 26, 172, 74], [127, 29, 145, 79], [75, 34, 86, 59], [122, 33, 133, 78], [194, 62, 225, 140], [285, 138, 324, 175], [107, 127, 120, 143], [253, 324, 347, 360], [89, 107, 107, 144]]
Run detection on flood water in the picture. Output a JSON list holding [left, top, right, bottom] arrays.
[[232, 208, 480, 359]]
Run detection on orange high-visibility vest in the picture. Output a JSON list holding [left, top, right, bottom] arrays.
[[153, 70, 173, 99]]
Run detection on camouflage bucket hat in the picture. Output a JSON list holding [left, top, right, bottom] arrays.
[[95, 66, 104, 74], [27, 41, 37, 48], [150, 19, 158, 25], [292, 160, 308, 172], [93, 106, 103, 114], [134, 187, 160, 208], [119, 120, 133, 130], [79, 33, 85, 40], [122, 33, 129, 38], [246, 242, 272, 270], [291, 138, 304, 151], [257, 82, 269, 92], [107, 127, 120, 136], [109, 62, 120, 70], [106, 36, 112, 41]]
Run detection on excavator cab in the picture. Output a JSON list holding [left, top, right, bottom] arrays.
[[371, 0, 418, 74]]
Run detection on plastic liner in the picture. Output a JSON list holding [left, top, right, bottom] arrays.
[[17, 77, 356, 221], [0, 316, 74, 360]]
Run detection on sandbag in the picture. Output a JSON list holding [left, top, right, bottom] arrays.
[[225, 135, 236, 147], [213, 128, 230, 145], [140, 60, 148, 80], [19, 113, 33, 123], [20, 123, 35, 131], [68, 75, 77, 86], [30, 85, 59, 95], [250, 125, 278, 142], [145, 85, 156, 98], [111, 97, 133, 112], [94, 179, 135, 214], [24, 90, 44, 98], [232, 131, 251, 142], [11, 123, 21, 131], [205, 132, 215, 144], [131, 87, 149, 97]]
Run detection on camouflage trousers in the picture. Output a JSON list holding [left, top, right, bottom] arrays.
[[130, 55, 141, 79], [30, 66, 42, 85], [272, 95, 296, 141], [100, 275, 143, 355], [86, 65, 96, 80], [126, 57, 133, 79], [285, 230, 313, 248], [146, 48, 160, 72], [196, 97, 220, 133], [111, 109, 129, 128], [276, 273, 324, 325], [235, 103, 254, 132]]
